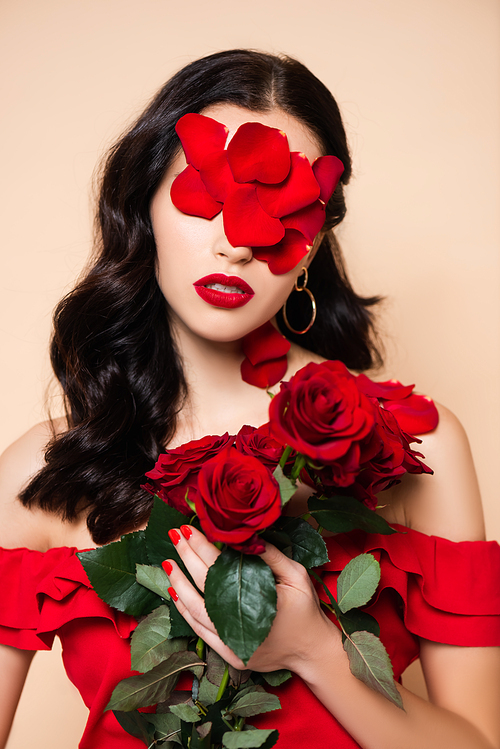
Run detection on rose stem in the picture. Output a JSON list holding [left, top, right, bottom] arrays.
[[291, 454, 306, 481], [196, 637, 205, 660], [216, 663, 230, 702], [279, 445, 293, 470]]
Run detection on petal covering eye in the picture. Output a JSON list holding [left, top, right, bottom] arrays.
[[223, 185, 285, 248], [170, 113, 345, 274], [170, 164, 222, 219], [226, 122, 291, 184]]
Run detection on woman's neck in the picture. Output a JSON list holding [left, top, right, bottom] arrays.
[[169, 316, 324, 448], [170, 321, 272, 446]]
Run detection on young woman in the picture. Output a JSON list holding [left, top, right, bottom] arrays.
[[0, 49, 499, 749]]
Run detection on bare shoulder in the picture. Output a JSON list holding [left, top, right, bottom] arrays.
[[286, 343, 325, 374], [378, 402, 485, 542], [0, 418, 68, 550]]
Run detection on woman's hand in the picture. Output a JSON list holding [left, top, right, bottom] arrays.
[[163, 525, 342, 676]]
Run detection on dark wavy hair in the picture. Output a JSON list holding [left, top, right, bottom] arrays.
[[20, 49, 382, 544]]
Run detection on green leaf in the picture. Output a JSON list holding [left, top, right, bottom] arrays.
[[344, 631, 404, 710], [337, 554, 380, 613], [198, 675, 220, 705], [144, 496, 191, 567], [136, 563, 172, 600], [338, 609, 380, 638], [205, 549, 277, 666], [228, 665, 253, 690], [169, 703, 201, 723], [308, 495, 397, 535], [106, 651, 205, 712], [205, 698, 236, 745], [205, 647, 228, 686], [275, 517, 329, 568], [77, 532, 161, 616], [228, 688, 281, 717], [130, 605, 187, 673], [272, 465, 296, 507], [261, 669, 292, 687], [147, 712, 182, 744], [197, 721, 212, 740], [259, 527, 293, 556], [113, 709, 156, 744], [223, 728, 279, 748]]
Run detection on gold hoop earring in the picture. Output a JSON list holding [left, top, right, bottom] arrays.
[[282, 267, 317, 335]]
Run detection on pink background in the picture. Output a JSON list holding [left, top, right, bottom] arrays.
[[1, 0, 498, 745]]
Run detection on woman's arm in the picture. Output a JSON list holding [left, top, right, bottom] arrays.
[[0, 645, 35, 749]]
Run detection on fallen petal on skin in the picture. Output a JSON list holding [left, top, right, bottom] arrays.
[[382, 395, 439, 434], [241, 356, 289, 390], [242, 321, 290, 366]]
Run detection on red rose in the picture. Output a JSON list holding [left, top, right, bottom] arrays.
[[268, 361, 376, 464], [235, 423, 294, 471], [320, 404, 433, 509], [143, 433, 233, 514], [196, 448, 282, 554]]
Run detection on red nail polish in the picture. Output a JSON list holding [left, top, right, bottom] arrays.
[[162, 560, 172, 575], [180, 525, 192, 540], [168, 529, 181, 546], [168, 586, 179, 602]]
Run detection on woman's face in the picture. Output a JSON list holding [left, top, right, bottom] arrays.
[[150, 103, 324, 345]]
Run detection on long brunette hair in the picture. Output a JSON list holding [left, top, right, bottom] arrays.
[[20, 50, 381, 544]]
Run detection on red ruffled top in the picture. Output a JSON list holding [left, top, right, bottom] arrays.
[[2, 527, 500, 748]]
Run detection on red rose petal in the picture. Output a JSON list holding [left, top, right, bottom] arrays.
[[256, 152, 320, 218], [226, 122, 291, 184], [241, 356, 288, 389], [253, 229, 309, 275], [312, 155, 345, 203], [356, 375, 415, 401], [383, 394, 439, 435], [199, 151, 236, 202], [222, 184, 285, 247], [242, 321, 290, 365], [170, 165, 223, 219], [241, 321, 290, 388], [281, 200, 326, 243], [175, 113, 229, 170]]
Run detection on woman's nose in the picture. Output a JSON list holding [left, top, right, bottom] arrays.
[[212, 214, 253, 264]]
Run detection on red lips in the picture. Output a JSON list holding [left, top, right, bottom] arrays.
[[193, 274, 255, 309]]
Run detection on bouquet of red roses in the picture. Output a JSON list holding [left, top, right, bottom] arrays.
[[78, 361, 435, 748]]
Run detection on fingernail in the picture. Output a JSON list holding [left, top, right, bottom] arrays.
[[180, 525, 192, 540], [168, 529, 181, 546], [168, 586, 179, 602], [162, 560, 172, 575]]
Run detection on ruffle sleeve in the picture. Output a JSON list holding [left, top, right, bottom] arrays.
[[0, 546, 136, 651], [320, 525, 500, 649]]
